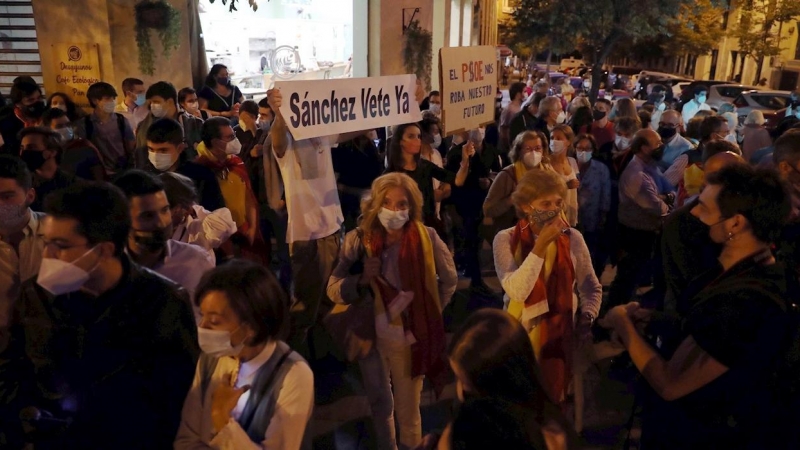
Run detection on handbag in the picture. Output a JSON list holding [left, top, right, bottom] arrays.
[[323, 228, 376, 361]]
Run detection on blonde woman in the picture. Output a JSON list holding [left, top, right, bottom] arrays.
[[483, 130, 551, 236], [493, 169, 601, 414], [327, 173, 457, 450], [549, 124, 580, 226]]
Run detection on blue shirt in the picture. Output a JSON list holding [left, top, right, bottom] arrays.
[[577, 159, 611, 233]]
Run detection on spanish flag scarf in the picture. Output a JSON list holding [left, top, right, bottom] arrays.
[[366, 221, 448, 391], [507, 218, 575, 404]]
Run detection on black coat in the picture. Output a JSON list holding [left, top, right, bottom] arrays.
[[0, 255, 199, 449]]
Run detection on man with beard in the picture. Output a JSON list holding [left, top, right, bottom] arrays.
[[608, 129, 674, 308], [114, 170, 214, 321]]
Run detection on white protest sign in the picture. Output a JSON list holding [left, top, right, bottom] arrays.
[[274, 75, 422, 141], [439, 46, 497, 136]]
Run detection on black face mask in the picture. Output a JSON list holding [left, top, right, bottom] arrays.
[[657, 126, 677, 141], [131, 225, 172, 253], [592, 109, 607, 121], [20, 150, 47, 171], [216, 76, 231, 86], [25, 101, 46, 119], [651, 144, 665, 161]]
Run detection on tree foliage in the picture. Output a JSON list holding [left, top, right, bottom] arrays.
[[667, 0, 727, 57], [733, 0, 800, 83]]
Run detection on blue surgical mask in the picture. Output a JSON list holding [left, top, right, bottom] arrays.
[[135, 93, 146, 107]]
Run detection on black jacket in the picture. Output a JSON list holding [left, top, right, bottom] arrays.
[[0, 255, 199, 449]]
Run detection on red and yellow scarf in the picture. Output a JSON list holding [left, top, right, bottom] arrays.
[[507, 219, 575, 404], [366, 221, 448, 389]]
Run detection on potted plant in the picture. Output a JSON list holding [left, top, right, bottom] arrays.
[[135, 0, 181, 75], [402, 20, 433, 91]]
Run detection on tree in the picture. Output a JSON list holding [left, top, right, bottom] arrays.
[[505, 0, 720, 102], [502, 0, 575, 69], [734, 0, 800, 84], [667, 0, 727, 57]]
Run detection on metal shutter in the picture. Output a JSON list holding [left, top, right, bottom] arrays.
[[0, 0, 42, 96]]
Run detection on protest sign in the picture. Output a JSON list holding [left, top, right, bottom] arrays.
[[274, 75, 422, 141], [439, 46, 497, 136]]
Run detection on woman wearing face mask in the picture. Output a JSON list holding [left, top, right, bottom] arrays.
[[327, 173, 457, 450], [175, 260, 314, 450], [196, 117, 269, 265], [483, 130, 552, 236], [197, 64, 244, 121], [492, 169, 602, 415], [549, 125, 579, 227], [179, 87, 210, 121], [46, 92, 85, 121], [573, 134, 610, 277], [385, 123, 471, 228], [418, 116, 450, 227], [610, 98, 641, 127]]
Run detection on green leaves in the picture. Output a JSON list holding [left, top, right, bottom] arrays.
[[134, 1, 183, 76], [402, 21, 433, 92]]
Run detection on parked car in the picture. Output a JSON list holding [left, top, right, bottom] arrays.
[[732, 90, 792, 129], [634, 72, 692, 100], [706, 84, 762, 111], [679, 80, 729, 104]]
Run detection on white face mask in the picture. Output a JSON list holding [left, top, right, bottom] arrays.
[[429, 103, 441, 115], [522, 151, 542, 169], [148, 151, 178, 171], [432, 134, 442, 148], [56, 127, 74, 142], [577, 151, 593, 164], [615, 135, 630, 150], [225, 138, 242, 155], [724, 133, 738, 144], [556, 111, 567, 124], [36, 246, 100, 296], [657, 102, 666, 111], [0, 203, 28, 230], [197, 326, 244, 357], [150, 103, 167, 118], [696, 95, 707, 104], [185, 101, 199, 112], [378, 207, 409, 230], [238, 119, 248, 133], [549, 140, 567, 155], [101, 101, 115, 114]]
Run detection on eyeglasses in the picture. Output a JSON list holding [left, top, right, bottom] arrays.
[[522, 146, 544, 153], [575, 146, 593, 152]]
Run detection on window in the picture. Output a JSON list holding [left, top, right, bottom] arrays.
[[732, 94, 748, 108], [795, 22, 800, 61], [717, 86, 749, 99], [750, 94, 788, 109]]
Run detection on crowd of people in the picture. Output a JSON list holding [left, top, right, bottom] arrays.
[[0, 65, 800, 450]]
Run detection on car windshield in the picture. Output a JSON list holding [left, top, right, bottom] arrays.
[[717, 86, 752, 98], [751, 94, 788, 109]]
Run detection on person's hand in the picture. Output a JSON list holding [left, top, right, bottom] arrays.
[[267, 88, 283, 111], [567, 179, 580, 189], [359, 257, 381, 286], [276, 199, 286, 211], [532, 216, 569, 258], [250, 144, 263, 158], [211, 373, 250, 432], [461, 141, 475, 163], [232, 103, 241, 114], [479, 177, 491, 190], [599, 302, 639, 332]]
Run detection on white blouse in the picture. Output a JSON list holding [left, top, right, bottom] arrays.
[[493, 227, 602, 327], [174, 343, 314, 450]]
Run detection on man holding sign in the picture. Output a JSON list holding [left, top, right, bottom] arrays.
[[267, 75, 422, 358]]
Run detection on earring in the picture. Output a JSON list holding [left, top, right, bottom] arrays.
[[727, 232, 734, 241]]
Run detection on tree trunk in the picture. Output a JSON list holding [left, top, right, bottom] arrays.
[[545, 49, 552, 76], [754, 55, 765, 85]]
